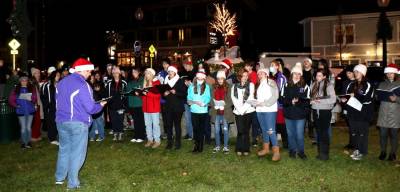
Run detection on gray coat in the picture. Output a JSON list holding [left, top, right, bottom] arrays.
[[377, 79, 400, 129]]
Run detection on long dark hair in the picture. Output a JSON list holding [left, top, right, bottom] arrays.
[[311, 69, 329, 99], [193, 77, 206, 95], [48, 71, 60, 86], [352, 75, 367, 94], [15, 80, 34, 94]]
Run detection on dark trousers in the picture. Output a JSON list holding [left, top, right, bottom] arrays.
[[46, 111, 58, 141], [306, 111, 314, 138], [161, 105, 168, 135], [345, 116, 354, 148], [235, 113, 252, 152], [166, 111, 183, 146], [379, 127, 398, 154], [191, 113, 207, 151], [204, 114, 211, 143], [110, 110, 124, 133], [277, 123, 288, 148], [348, 120, 369, 154], [251, 112, 261, 143], [132, 107, 146, 140], [313, 109, 332, 158]]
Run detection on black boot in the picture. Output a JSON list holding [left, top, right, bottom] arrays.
[[387, 153, 396, 161], [379, 151, 387, 160], [198, 139, 204, 152], [174, 139, 181, 150], [192, 141, 199, 153], [166, 140, 173, 150]]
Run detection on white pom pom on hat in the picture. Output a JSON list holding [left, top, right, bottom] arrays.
[[216, 70, 226, 79], [291, 62, 303, 75]]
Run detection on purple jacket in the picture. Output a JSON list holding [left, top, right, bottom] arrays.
[[275, 72, 287, 108], [56, 73, 103, 125]]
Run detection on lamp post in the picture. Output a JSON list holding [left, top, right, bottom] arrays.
[[134, 7, 143, 68], [377, 0, 392, 68]]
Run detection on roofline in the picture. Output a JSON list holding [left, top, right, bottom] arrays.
[[299, 11, 400, 24]]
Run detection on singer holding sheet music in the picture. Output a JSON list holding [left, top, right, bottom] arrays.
[[341, 64, 374, 161], [376, 63, 400, 161]]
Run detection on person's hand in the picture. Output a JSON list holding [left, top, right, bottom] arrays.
[[350, 93, 354, 97], [100, 101, 107, 107], [134, 91, 139, 96], [292, 98, 299, 105], [389, 95, 397, 102], [142, 91, 147, 96], [341, 98, 348, 103], [170, 89, 176, 94], [164, 91, 170, 96]]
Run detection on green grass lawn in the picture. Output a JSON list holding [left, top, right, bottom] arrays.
[[0, 126, 399, 192]]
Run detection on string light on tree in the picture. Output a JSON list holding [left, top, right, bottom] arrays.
[[209, 3, 237, 46]]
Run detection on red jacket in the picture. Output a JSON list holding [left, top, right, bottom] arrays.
[[249, 71, 257, 85], [142, 79, 161, 113]]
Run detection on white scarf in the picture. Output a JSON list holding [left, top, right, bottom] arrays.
[[165, 74, 180, 87]]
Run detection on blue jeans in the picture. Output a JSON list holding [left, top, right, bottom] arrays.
[[285, 118, 305, 153], [184, 104, 193, 138], [55, 121, 89, 189], [144, 113, 161, 142], [214, 115, 229, 148], [89, 114, 105, 139], [18, 115, 33, 145], [257, 112, 278, 146]]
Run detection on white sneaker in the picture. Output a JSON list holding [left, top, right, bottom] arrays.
[[113, 134, 118, 141], [96, 138, 104, 142], [130, 139, 137, 143], [213, 146, 221, 153], [89, 138, 95, 142], [352, 153, 363, 161], [136, 139, 144, 143], [55, 181, 64, 185], [223, 147, 230, 153], [50, 141, 60, 145], [109, 130, 114, 135], [350, 150, 360, 158]]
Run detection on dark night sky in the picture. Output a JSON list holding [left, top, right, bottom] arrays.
[[1, 0, 399, 66]]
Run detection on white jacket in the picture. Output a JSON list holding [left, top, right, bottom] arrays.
[[231, 82, 255, 115], [255, 79, 278, 112]]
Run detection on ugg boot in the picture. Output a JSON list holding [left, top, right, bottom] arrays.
[[257, 143, 270, 157], [272, 146, 281, 161]]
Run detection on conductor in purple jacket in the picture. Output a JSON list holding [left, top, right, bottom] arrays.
[[54, 58, 107, 189]]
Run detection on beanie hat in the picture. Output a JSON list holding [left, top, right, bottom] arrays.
[[216, 70, 226, 79], [291, 62, 303, 75], [257, 68, 269, 76], [384, 63, 399, 74], [167, 65, 178, 74], [304, 58, 312, 64], [145, 68, 156, 76], [219, 59, 232, 70], [196, 69, 207, 79], [69, 58, 94, 73], [31, 67, 40, 76], [353, 64, 367, 76], [47, 66, 56, 74]]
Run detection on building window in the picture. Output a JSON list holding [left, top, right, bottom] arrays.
[[117, 51, 134, 66], [334, 24, 355, 44]]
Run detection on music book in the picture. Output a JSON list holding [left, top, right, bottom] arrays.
[[376, 86, 400, 102], [346, 97, 362, 111], [95, 96, 113, 103], [18, 93, 32, 101]]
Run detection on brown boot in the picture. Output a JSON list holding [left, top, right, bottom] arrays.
[[145, 141, 153, 147], [272, 146, 281, 161], [257, 143, 270, 157]]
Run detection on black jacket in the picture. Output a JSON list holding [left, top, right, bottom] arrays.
[[92, 81, 106, 119], [163, 78, 187, 113], [105, 79, 128, 111], [40, 81, 56, 114], [282, 82, 311, 120], [345, 81, 374, 122]]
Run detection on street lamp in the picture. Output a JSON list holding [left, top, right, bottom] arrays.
[[377, 0, 392, 68]]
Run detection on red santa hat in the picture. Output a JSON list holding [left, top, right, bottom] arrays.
[[218, 59, 233, 70], [69, 58, 94, 73], [384, 63, 399, 74], [167, 65, 178, 74], [196, 69, 207, 79]]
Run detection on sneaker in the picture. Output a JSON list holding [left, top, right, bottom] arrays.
[[96, 138, 104, 142], [136, 139, 144, 143], [161, 134, 167, 140], [89, 138, 95, 142], [152, 142, 161, 148], [350, 150, 360, 158], [298, 152, 307, 160], [289, 151, 296, 158], [26, 142, 32, 148], [109, 130, 114, 135], [379, 151, 387, 160], [113, 134, 118, 141], [50, 141, 60, 145], [183, 135, 191, 140], [236, 152, 242, 156], [213, 146, 221, 153], [252, 141, 258, 147], [21, 144, 27, 149], [387, 153, 396, 161], [222, 147, 230, 154], [55, 181, 64, 185], [118, 133, 123, 141], [130, 139, 137, 143], [243, 152, 249, 156], [352, 153, 363, 161]]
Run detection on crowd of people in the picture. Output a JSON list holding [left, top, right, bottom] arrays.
[[2, 57, 400, 163]]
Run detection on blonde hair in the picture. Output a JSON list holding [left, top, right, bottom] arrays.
[[143, 71, 155, 88]]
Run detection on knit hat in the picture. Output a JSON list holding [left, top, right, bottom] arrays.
[[304, 58, 312, 64], [196, 69, 207, 79], [218, 59, 232, 70], [257, 68, 269, 76], [291, 62, 303, 75], [384, 63, 398, 74], [216, 70, 226, 79], [69, 58, 94, 73], [30, 67, 40, 76], [19, 75, 29, 82], [47, 66, 56, 74], [353, 64, 367, 76], [167, 65, 178, 74], [145, 68, 156, 76]]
